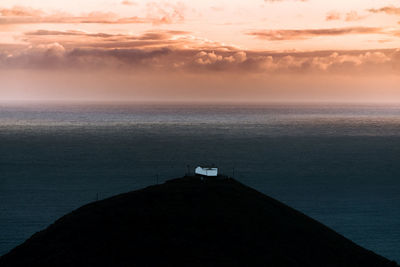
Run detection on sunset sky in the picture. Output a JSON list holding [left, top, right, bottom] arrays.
[[1, 0, 400, 102]]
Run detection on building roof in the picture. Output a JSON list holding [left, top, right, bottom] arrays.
[[195, 166, 218, 176]]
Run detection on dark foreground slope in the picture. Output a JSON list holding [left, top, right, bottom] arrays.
[[1, 177, 398, 267]]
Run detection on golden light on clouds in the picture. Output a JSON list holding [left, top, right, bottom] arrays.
[[0, 0, 400, 102]]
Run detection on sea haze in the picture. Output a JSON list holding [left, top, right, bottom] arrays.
[[0, 103, 399, 262]]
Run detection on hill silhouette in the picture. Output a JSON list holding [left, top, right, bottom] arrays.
[[1, 176, 398, 267]]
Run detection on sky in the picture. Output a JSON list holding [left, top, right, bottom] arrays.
[[0, 0, 400, 102]]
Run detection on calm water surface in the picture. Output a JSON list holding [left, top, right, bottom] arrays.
[[0, 103, 399, 262]]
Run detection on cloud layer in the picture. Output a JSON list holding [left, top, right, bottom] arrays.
[[0, 4, 185, 25], [247, 27, 384, 41], [1, 2, 400, 102], [1, 28, 399, 76], [368, 6, 400, 16], [326, 10, 366, 21]]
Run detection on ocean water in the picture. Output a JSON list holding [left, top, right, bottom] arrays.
[[0, 103, 399, 262]]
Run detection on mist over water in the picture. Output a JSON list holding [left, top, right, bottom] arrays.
[[0, 103, 400, 261]]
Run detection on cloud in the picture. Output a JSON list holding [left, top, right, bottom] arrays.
[[368, 6, 400, 16], [121, 1, 137, 6], [26, 30, 94, 36], [195, 51, 222, 64], [25, 29, 188, 40], [194, 51, 247, 65], [2, 37, 398, 75], [247, 27, 384, 41], [21, 29, 197, 50], [326, 10, 366, 22], [1, 41, 174, 70], [146, 2, 186, 24], [0, 8, 145, 25], [0, 5, 184, 25], [21, 28, 241, 53], [68, 47, 171, 65], [0, 5, 44, 17], [326, 11, 341, 21], [308, 51, 390, 71], [1, 42, 67, 68], [1, 26, 399, 75], [264, 0, 307, 2], [345, 11, 365, 21], [210, 6, 224, 12]]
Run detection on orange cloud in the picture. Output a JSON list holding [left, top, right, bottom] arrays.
[[25, 29, 190, 39], [368, 6, 400, 16], [264, 0, 307, 2], [247, 27, 384, 41], [145, 2, 185, 25], [326, 10, 366, 22], [0, 24, 398, 75], [0, 5, 185, 25], [0, 5, 44, 17], [2, 33, 400, 103], [2, 32, 399, 76], [210, 6, 224, 12], [345, 11, 365, 21], [326, 11, 341, 21], [22, 29, 196, 50], [25, 29, 118, 37], [121, 1, 137, 6]]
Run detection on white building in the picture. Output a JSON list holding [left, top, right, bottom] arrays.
[[195, 166, 218, 177]]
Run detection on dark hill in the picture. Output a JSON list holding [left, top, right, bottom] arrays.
[[1, 176, 398, 267]]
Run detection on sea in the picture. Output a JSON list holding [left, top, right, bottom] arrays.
[[0, 103, 399, 262]]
